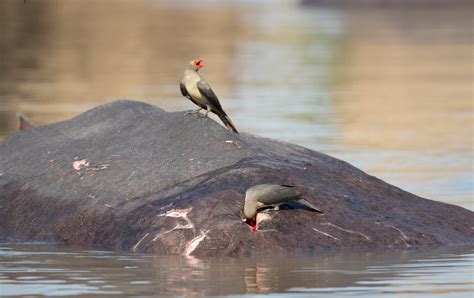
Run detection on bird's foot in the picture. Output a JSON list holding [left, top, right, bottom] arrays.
[[198, 111, 209, 118], [185, 109, 202, 116]]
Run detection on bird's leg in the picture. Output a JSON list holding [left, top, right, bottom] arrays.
[[185, 108, 202, 115], [199, 106, 211, 118]]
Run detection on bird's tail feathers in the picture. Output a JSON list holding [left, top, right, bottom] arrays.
[[297, 198, 324, 213], [218, 114, 239, 134]]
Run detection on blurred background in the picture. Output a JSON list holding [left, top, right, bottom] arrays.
[[0, 0, 472, 210]]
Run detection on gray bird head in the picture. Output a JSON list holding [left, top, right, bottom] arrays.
[[186, 58, 205, 72], [243, 188, 259, 221]]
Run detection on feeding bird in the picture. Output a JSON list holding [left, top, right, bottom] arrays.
[[243, 184, 323, 231], [180, 58, 239, 134]]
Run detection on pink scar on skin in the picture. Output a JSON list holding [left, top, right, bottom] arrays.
[[185, 230, 208, 256], [251, 213, 260, 232], [159, 208, 192, 218], [158, 208, 195, 231], [252, 212, 272, 232], [72, 159, 90, 170]]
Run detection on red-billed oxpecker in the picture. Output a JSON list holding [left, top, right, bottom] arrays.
[[180, 58, 239, 134], [243, 184, 323, 231]]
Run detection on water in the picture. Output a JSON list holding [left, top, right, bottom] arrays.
[[0, 1, 472, 296], [0, 242, 472, 297], [0, 0, 472, 210], [0, 1, 472, 209]]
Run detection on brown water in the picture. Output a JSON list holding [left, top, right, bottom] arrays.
[[1, 1, 472, 210], [0, 242, 473, 297], [0, 1, 473, 296]]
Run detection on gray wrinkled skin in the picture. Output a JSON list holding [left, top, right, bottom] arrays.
[[0, 100, 473, 256]]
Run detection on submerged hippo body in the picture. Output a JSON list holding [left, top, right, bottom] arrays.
[[0, 100, 472, 256]]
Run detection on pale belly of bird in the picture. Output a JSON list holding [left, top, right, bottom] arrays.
[[186, 84, 205, 103]]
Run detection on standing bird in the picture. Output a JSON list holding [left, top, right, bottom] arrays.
[[243, 184, 323, 231], [180, 58, 239, 134]]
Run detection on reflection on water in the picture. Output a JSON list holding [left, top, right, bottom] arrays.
[[0, 2, 472, 296], [0, 1, 472, 209], [0, 242, 472, 296]]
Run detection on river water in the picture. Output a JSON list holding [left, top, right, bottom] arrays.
[[0, 242, 472, 297], [0, 0, 472, 296]]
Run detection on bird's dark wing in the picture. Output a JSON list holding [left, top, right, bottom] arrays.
[[180, 82, 190, 99], [257, 185, 302, 206], [280, 185, 323, 212], [181, 82, 205, 108], [295, 199, 324, 213], [197, 80, 224, 112]]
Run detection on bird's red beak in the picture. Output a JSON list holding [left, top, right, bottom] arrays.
[[195, 58, 205, 69]]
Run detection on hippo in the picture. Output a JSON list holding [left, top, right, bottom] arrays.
[[0, 100, 472, 256]]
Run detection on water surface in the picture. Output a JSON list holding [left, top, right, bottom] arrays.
[[0, 1, 472, 296], [0, 0, 471, 209], [0, 242, 472, 297]]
